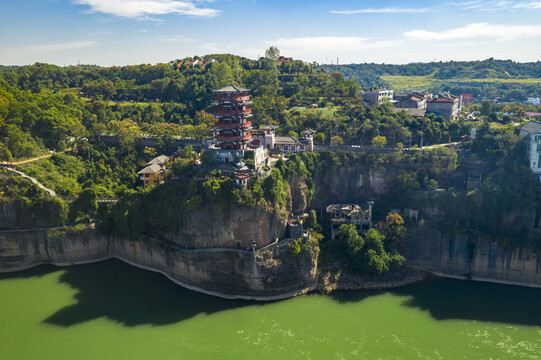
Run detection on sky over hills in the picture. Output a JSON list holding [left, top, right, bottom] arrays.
[[1, 0, 541, 66]]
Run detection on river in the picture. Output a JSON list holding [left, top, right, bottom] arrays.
[[1, 259, 540, 359]]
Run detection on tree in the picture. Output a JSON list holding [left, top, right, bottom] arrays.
[[143, 146, 157, 159], [0, 147, 13, 163], [69, 187, 98, 222], [290, 239, 301, 257], [371, 135, 387, 148], [480, 101, 492, 116], [265, 46, 280, 62], [331, 135, 344, 145], [377, 213, 407, 250]]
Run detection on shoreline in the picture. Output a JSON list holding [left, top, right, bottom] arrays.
[[2, 226, 541, 299], [2, 255, 541, 299]]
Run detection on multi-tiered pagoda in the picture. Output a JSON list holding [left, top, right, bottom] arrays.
[[213, 85, 252, 150]]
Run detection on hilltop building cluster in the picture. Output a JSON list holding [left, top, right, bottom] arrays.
[[361, 89, 460, 120], [137, 84, 317, 187]]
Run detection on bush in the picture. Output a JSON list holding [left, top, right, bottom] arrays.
[[290, 239, 301, 257]]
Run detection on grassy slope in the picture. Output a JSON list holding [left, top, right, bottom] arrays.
[[382, 75, 541, 92]]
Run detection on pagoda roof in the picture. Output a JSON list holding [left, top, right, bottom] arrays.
[[260, 124, 279, 130], [213, 84, 250, 93]]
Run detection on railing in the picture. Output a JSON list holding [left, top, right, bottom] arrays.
[[215, 134, 251, 142], [214, 108, 252, 116], [216, 121, 252, 129], [215, 95, 249, 102]]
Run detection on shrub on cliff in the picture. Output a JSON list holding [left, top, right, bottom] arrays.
[[290, 240, 301, 257], [332, 225, 405, 275]]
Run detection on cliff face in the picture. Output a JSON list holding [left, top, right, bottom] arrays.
[[0, 228, 110, 270], [403, 228, 541, 286], [172, 204, 286, 249], [0, 227, 318, 300], [312, 166, 398, 206]]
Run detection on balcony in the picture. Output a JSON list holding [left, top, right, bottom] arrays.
[[215, 95, 249, 103], [214, 108, 252, 116], [215, 134, 252, 142], [216, 120, 252, 129]]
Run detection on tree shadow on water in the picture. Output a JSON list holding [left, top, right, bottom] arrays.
[[390, 277, 541, 327], [329, 289, 383, 304], [35, 259, 253, 327], [0, 264, 60, 280]]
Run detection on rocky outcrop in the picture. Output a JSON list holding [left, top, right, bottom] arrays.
[[0, 227, 318, 300], [403, 228, 541, 287]]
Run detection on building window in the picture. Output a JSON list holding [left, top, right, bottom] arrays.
[[145, 180, 150, 184], [300, 145, 305, 151], [291, 146, 296, 152], [145, 174, 149, 178], [283, 145, 289, 151]]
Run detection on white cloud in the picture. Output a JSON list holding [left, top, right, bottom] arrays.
[[24, 41, 97, 53], [330, 7, 430, 14], [455, 0, 541, 11], [269, 36, 397, 54], [158, 35, 194, 42], [74, 0, 220, 18], [514, 1, 541, 8], [404, 23, 541, 41]]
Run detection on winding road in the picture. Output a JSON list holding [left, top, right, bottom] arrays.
[[1, 166, 56, 197]]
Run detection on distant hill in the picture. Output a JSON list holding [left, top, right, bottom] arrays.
[[321, 59, 541, 101]]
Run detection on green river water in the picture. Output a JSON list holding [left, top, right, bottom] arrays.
[[1, 260, 541, 359]]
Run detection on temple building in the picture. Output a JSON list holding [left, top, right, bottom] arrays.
[[213, 85, 253, 150], [251, 125, 315, 153], [326, 202, 373, 240]]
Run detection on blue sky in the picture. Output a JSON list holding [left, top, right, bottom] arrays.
[[1, 0, 541, 66]]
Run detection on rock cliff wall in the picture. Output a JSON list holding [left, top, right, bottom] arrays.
[[0, 227, 318, 300], [312, 166, 400, 206], [172, 204, 286, 249], [403, 228, 541, 287]]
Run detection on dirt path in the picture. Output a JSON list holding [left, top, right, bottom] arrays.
[[1, 166, 56, 197], [0, 148, 72, 166]]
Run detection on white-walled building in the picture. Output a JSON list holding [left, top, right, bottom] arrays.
[[250, 126, 315, 153], [361, 89, 394, 107], [426, 93, 459, 120], [520, 120, 541, 179], [526, 97, 540, 106]]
